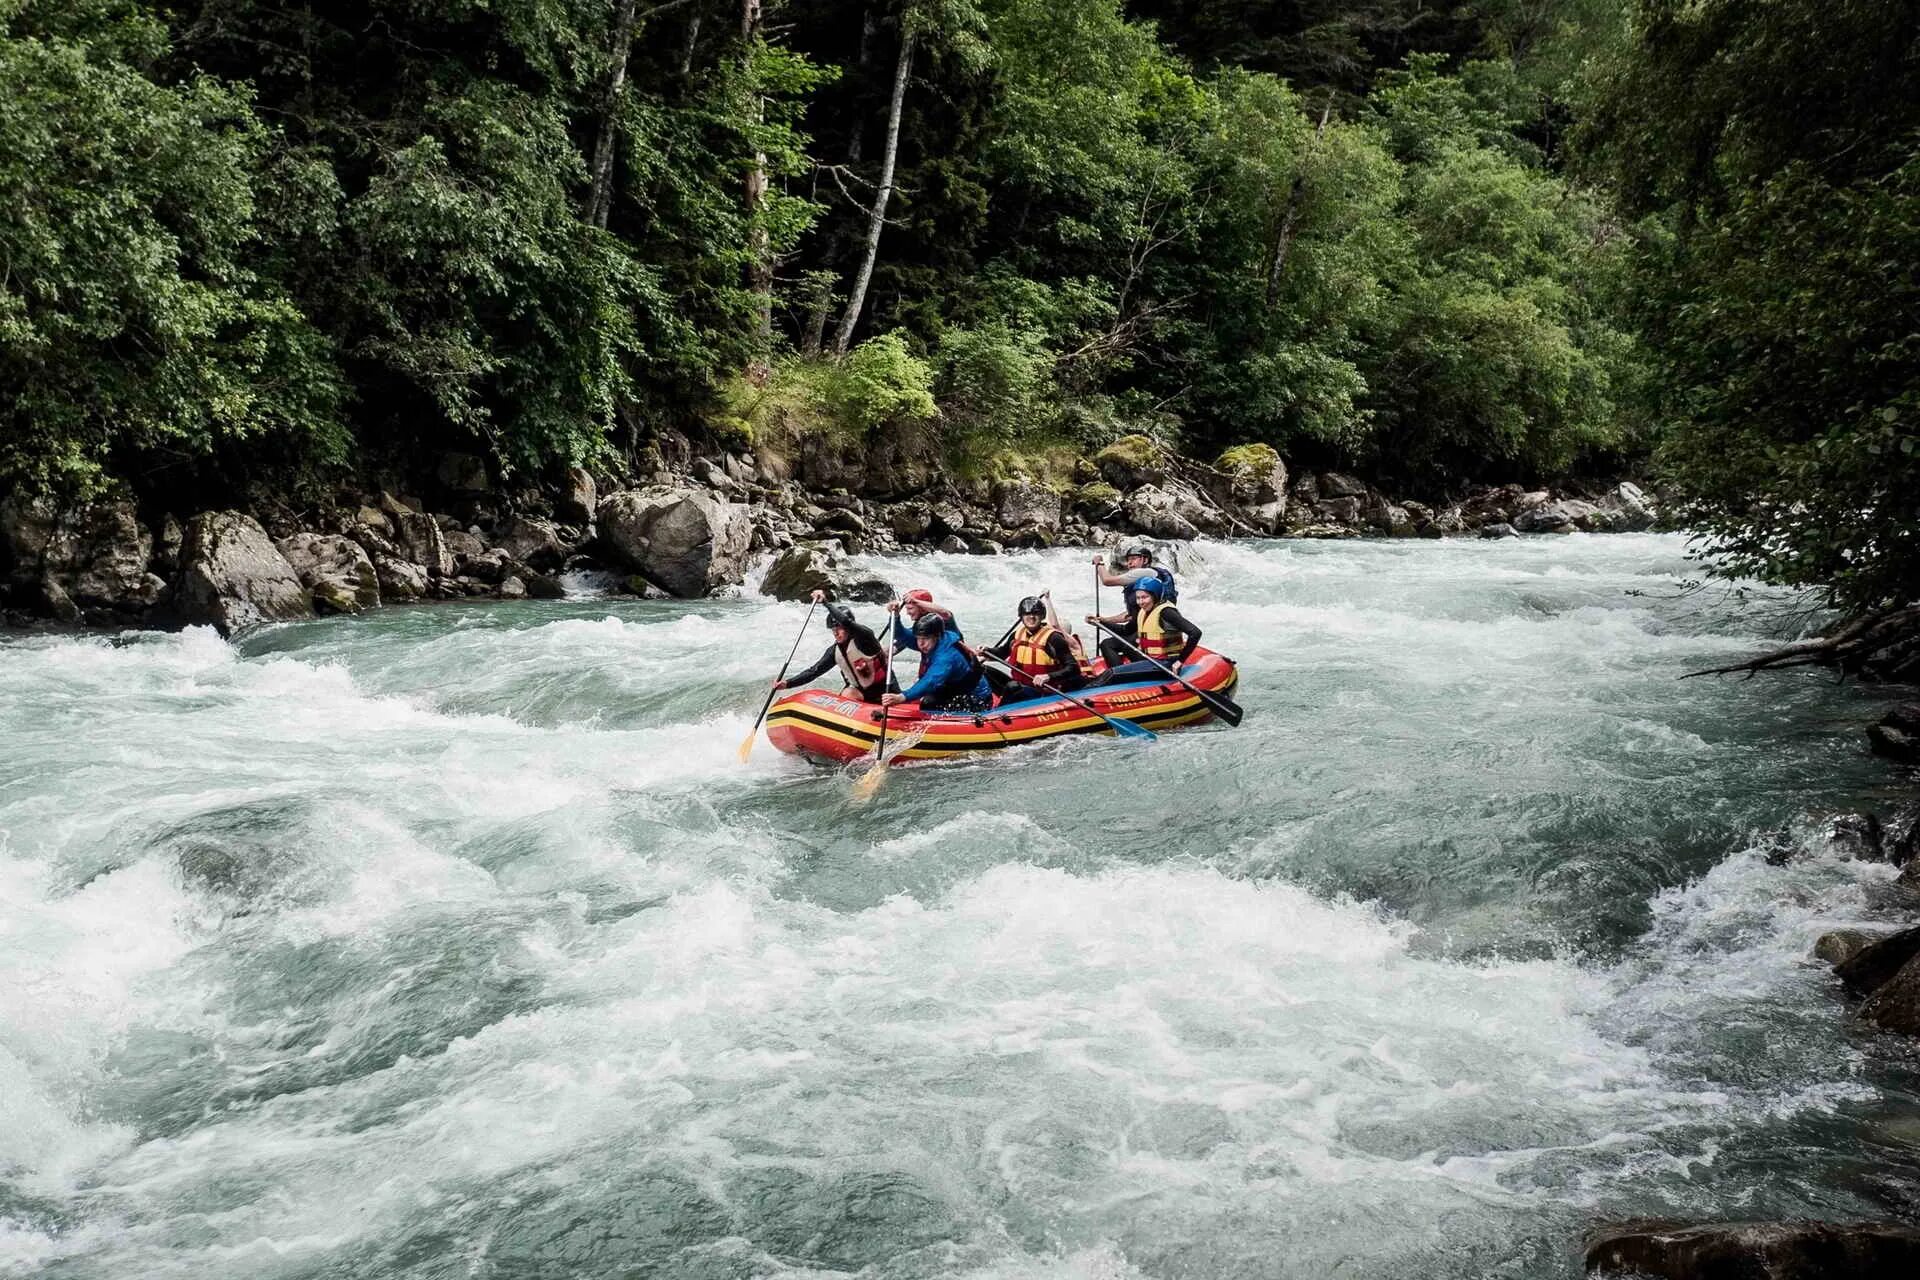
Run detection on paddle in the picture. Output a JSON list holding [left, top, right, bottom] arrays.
[[738, 601, 817, 763], [852, 660, 902, 802], [975, 653, 1156, 742], [1087, 618, 1245, 727]]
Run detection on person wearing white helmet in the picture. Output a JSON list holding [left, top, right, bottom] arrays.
[[1089, 541, 1178, 668]]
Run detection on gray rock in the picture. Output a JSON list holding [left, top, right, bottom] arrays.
[[890, 505, 933, 542], [496, 515, 568, 571], [967, 538, 1004, 556], [1862, 952, 1920, 1035], [937, 534, 968, 554], [1584, 1219, 1920, 1278], [994, 480, 1063, 532], [443, 529, 486, 561], [458, 547, 514, 585], [1479, 522, 1519, 539], [392, 512, 452, 577], [1318, 471, 1369, 500], [526, 572, 567, 600], [597, 486, 752, 598], [274, 533, 380, 615], [1383, 504, 1416, 537], [372, 553, 429, 601], [557, 466, 597, 526], [1612, 480, 1655, 529], [1814, 929, 1878, 970], [1123, 485, 1201, 541], [498, 575, 528, 600], [1826, 812, 1886, 861], [1, 494, 162, 615], [354, 505, 392, 536], [815, 507, 870, 537], [760, 546, 836, 601], [1515, 499, 1599, 534], [154, 513, 185, 573], [1836, 925, 1920, 998], [176, 512, 313, 635]]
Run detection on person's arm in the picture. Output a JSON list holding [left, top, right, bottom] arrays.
[[1160, 606, 1202, 649], [777, 644, 837, 689]]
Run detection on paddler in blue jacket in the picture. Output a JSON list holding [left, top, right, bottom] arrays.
[[881, 612, 992, 713]]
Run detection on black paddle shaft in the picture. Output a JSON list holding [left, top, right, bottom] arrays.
[[1089, 619, 1244, 727]]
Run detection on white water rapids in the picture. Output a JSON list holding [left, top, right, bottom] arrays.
[[3, 535, 1918, 1278]]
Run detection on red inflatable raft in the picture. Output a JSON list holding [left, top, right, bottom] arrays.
[[763, 647, 1239, 764]]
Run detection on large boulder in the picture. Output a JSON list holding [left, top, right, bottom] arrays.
[[495, 515, 569, 571], [1123, 485, 1200, 541], [557, 466, 597, 526], [392, 511, 453, 577], [1211, 444, 1288, 531], [1515, 499, 1600, 534], [1, 494, 164, 616], [758, 545, 892, 604], [597, 487, 752, 598], [274, 533, 380, 615], [1833, 926, 1920, 996], [994, 480, 1063, 532], [1584, 1219, 1920, 1278], [176, 512, 313, 635]]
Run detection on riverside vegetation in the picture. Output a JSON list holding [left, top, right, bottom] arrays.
[[5, 5, 1920, 1273]]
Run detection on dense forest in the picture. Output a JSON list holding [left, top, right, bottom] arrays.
[[1, 0, 1915, 611]]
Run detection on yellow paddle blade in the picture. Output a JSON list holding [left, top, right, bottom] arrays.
[[849, 757, 889, 802], [736, 727, 757, 764]]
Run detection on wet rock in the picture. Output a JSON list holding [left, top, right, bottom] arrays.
[[1429, 506, 1467, 536], [1516, 499, 1599, 534], [495, 515, 568, 571], [1584, 1219, 1920, 1278], [1611, 480, 1656, 530], [1, 493, 163, 616], [760, 546, 835, 601], [994, 480, 1063, 532], [1212, 444, 1287, 529], [274, 533, 380, 615], [1861, 952, 1920, 1035], [1868, 704, 1920, 763], [457, 547, 513, 585], [526, 572, 567, 600], [176, 511, 313, 635], [499, 575, 527, 600], [1479, 522, 1519, 540], [1123, 484, 1202, 541], [1827, 812, 1887, 861], [442, 528, 486, 561], [1287, 522, 1361, 540], [814, 507, 870, 538], [392, 511, 452, 577], [1383, 504, 1416, 537], [937, 534, 968, 554], [967, 538, 1004, 556], [557, 466, 596, 526], [1838, 926, 1920, 999], [1815, 929, 1878, 970], [889, 504, 932, 541], [372, 553, 429, 601], [597, 486, 752, 598]]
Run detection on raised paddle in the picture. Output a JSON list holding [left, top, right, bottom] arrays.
[[975, 654, 1156, 742], [1088, 619, 1245, 727], [738, 601, 817, 762]]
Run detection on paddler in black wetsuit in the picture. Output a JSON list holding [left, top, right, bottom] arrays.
[[983, 595, 1085, 704], [1086, 575, 1202, 684], [773, 590, 890, 703]]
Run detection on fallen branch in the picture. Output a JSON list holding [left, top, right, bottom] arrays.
[[1682, 605, 1920, 680]]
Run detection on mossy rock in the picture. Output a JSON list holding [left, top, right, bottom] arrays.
[[1215, 442, 1281, 476], [1072, 481, 1123, 515], [1094, 434, 1167, 490]]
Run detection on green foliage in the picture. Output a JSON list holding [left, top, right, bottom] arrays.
[[830, 333, 938, 430], [0, 2, 343, 492], [935, 322, 1054, 442], [1582, 0, 1920, 609]]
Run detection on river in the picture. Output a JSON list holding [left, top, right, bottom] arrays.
[[3, 534, 1918, 1278]]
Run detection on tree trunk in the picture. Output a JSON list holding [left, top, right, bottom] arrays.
[[586, 0, 641, 230], [743, 0, 772, 379], [1265, 95, 1333, 307], [833, 26, 915, 357], [679, 9, 701, 75]]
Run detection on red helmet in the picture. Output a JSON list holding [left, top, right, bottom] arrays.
[[902, 588, 933, 605]]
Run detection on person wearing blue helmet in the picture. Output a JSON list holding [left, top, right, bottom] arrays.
[[882, 612, 993, 713], [1090, 541, 1177, 668], [1087, 572, 1202, 685]]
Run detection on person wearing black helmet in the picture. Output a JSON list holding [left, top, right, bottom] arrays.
[[1090, 541, 1177, 667], [1087, 573, 1202, 685], [882, 611, 992, 713], [983, 595, 1085, 704], [773, 589, 891, 703]]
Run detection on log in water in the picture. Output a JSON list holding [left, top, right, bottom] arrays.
[[3, 534, 1917, 1278]]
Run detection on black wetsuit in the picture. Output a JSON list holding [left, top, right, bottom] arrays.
[[1093, 605, 1201, 683]]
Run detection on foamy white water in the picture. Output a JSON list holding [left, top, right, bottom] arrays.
[[3, 535, 1917, 1278]]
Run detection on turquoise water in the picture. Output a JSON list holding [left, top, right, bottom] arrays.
[[3, 534, 1917, 1278]]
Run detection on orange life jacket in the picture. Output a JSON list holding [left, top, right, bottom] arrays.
[[1136, 602, 1186, 662], [1009, 623, 1064, 680]]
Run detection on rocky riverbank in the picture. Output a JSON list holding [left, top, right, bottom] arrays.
[[0, 433, 1660, 634]]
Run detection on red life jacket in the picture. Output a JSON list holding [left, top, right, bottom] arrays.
[[1009, 624, 1063, 680]]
